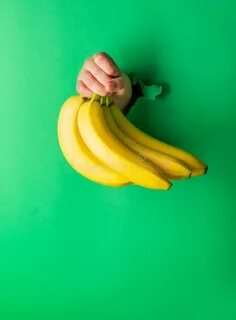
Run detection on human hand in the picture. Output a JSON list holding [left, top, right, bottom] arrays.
[[76, 52, 132, 110]]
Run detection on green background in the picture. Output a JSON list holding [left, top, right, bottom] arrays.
[[0, 0, 235, 319]]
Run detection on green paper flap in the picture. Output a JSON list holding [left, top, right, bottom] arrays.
[[128, 72, 162, 100]]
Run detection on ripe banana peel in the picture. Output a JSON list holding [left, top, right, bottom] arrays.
[[57, 92, 207, 190], [110, 104, 207, 176], [103, 106, 192, 180], [57, 95, 129, 187], [77, 97, 171, 190]]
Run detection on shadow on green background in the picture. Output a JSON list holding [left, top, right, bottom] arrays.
[[0, 0, 235, 319]]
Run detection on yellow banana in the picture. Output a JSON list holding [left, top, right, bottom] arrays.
[[57, 95, 129, 187], [77, 97, 171, 190], [103, 106, 191, 179], [110, 105, 207, 176]]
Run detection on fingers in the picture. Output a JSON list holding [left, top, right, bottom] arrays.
[[105, 77, 124, 93], [76, 52, 123, 97], [76, 80, 93, 98], [84, 58, 111, 87], [93, 52, 121, 77], [77, 70, 108, 96]]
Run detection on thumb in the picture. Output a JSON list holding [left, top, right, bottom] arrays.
[[105, 78, 124, 93]]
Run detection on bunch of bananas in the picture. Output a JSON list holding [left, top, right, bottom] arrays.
[[57, 93, 207, 190]]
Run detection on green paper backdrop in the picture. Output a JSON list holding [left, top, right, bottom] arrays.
[[0, 0, 235, 319]]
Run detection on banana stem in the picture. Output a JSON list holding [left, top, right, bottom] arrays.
[[91, 93, 113, 107]]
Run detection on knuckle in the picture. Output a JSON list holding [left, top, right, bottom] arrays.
[[83, 60, 89, 69], [83, 56, 90, 65], [94, 52, 106, 61], [92, 67, 101, 78], [76, 82, 83, 93], [78, 88, 84, 95], [85, 74, 95, 87], [84, 57, 92, 69]]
